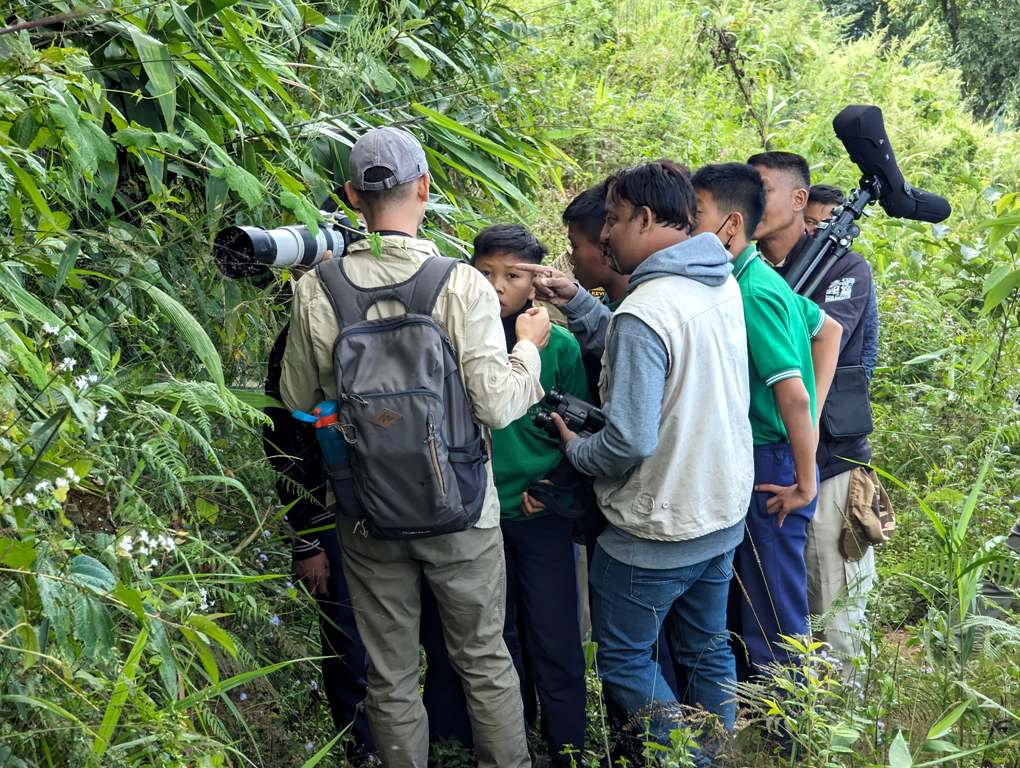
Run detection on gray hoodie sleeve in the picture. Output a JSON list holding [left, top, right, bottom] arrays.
[[561, 286, 613, 358], [564, 313, 667, 478]]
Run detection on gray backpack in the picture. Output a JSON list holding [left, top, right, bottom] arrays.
[[316, 256, 487, 538]]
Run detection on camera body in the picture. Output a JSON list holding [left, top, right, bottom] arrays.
[[213, 211, 363, 280], [533, 388, 605, 438]]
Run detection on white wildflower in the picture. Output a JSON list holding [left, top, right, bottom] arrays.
[[149, 558, 158, 567], [117, 536, 133, 556], [58, 357, 76, 372], [34, 480, 52, 494], [42, 323, 60, 336], [138, 529, 151, 543], [96, 405, 108, 423], [304, 740, 314, 753], [24, 492, 38, 505], [198, 588, 210, 610], [65, 467, 80, 482], [61, 331, 75, 343], [55, 477, 68, 489]]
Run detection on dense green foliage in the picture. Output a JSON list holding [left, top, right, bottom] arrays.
[[820, 0, 1020, 125], [1, 0, 1018, 765]]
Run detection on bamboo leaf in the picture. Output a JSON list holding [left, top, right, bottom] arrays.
[[92, 628, 148, 759], [926, 700, 970, 740], [136, 281, 225, 387], [127, 27, 178, 128]]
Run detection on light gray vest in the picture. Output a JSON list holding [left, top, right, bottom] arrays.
[[595, 274, 754, 541]]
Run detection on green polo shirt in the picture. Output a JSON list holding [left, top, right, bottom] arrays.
[[733, 245, 826, 445], [492, 324, 590, 519]]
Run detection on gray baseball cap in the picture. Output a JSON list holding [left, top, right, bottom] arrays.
[[349, 127, 429, 191]]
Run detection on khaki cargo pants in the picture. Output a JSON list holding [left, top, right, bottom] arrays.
[[804, 469, 876, 660], [338, 518, 530, 768]]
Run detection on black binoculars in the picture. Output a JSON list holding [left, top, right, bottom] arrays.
[[533, 388, 605, 438]]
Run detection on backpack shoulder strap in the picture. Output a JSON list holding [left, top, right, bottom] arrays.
[[316, 258, 372, 328], [317, 255, 459, 325], [397, 256, 460, 317]]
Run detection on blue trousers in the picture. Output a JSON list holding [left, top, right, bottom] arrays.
[[590, 544, 738, 742], [317, 529, 374, 757], [502, 515, 587, 763], [730, 442, 817, 678]]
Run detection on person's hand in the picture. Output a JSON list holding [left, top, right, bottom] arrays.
[[515, 306, 551, 350], [514, 264, 579, 306], [294, 250, 332, 279], [521, 480, 551, 516], [550, 412, 578, 446], [754, 482, 817, 528], [293, 550, 330, 596]]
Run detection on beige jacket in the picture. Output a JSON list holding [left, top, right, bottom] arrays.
[[280, 235, 544, 528]]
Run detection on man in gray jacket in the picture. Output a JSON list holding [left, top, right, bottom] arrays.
[[524, 161, 753, 745]]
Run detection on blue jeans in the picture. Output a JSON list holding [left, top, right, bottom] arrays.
[[590, 544, 737, 743], [731, 442, 817, 678]]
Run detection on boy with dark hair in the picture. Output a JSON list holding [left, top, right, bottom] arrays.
[[282, 127, 551, 768], [470, 223, 589, 764], [562, 183, 630, 315], [690, 162, 842, 676], [522, 160, 753, 744], [805, 184, 845, 234], [748, 150, 880, 663]]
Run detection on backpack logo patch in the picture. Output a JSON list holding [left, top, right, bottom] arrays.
[[825, 277, 856, 302], [367, 409, 402, 429]]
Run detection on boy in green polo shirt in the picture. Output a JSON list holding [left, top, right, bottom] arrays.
[[690, 163, 842, 677], [471, 224, 590, 763]]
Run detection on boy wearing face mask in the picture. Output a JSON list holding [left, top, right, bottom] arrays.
[[471, 224, 590, 763], [690, 163, 842, 677]]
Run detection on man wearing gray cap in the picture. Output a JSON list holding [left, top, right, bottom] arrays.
[[281, 126, 549, 767]]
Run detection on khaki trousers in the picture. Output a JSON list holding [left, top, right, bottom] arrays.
[[338, 518, 530, 768], [804, 470, 876, 659]]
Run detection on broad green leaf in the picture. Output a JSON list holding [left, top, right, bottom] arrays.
[[0, 320, 48, 388], [926, 700, 970, 740], [0, 264, 64, 328], [889, 731, 912, 768], [228, 389, 284, 410], [280, 189, 321, 232], [0, 538, 36, 569], [71, 593, 114, 660], [180, 626, 220, 684], [69, 554, 117, 595], [209, 163, 264, 209], [92, 628, 148, 758], [137, 281, 225, 387], [127, 27, 177, 128], [0, 146, 59, 230], [189, 614, 238, 658], [981, 266, 1020, 314]]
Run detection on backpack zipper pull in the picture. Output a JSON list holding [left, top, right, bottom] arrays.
[[353, 519, 368, 538]]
